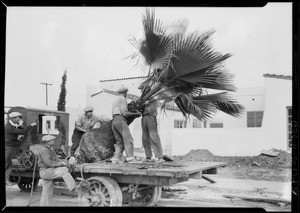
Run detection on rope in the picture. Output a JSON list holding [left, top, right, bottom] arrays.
[[27, 154, 37, 206], [79, 159, 107, 179]]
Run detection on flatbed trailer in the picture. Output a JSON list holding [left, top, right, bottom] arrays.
[[10, 160, 226, 206], [72, 161, 226, 206]]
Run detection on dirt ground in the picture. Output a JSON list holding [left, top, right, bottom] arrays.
[[172, 149, 292, 182], [161, 149, 292, 211]]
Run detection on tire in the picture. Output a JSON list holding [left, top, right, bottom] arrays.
[[123, 184, 162, 206], [17, 177, 39, 192], [100, 176, 123, 205], [78, 176, 122, 206]]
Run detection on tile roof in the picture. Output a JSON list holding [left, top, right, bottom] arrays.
[[91, 89, 139, 101], [263, 73, 292, 80], [99, 76, 147, 82]]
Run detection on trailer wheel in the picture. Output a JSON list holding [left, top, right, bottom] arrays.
[[78, 176, 122, 206], [17, 177, 39, 192], [101, 176, 123, 205], [124, 185, 162, 206]]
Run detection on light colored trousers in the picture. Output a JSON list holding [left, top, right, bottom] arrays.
[[39, 167, 76, 206], [111, 115, 134, 159], [142, 115, 163, 158]]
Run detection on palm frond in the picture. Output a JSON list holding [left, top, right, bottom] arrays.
[[140, 8, 174, 71], [130, 8, 244, 122], [193, 92, 244, 117], [174, 93, 204, 120], [165, 30, 232, 81], [164, 18, 190, 36]]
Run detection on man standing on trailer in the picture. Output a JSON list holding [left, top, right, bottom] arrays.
[[111, 86, 141, 164], [5, 111, 38, 185], [70, 106, 100, 156], [138, 85, 164, 163]]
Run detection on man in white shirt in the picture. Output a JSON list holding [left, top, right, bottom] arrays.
[[111, 86, 141, 164], [70, 106, 100, 156]]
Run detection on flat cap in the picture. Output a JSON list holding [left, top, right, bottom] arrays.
[[84, 106, 94, 112], [42, 135, 56, 142], [9, 111, 22, 118], [117, 86, 128, 94]]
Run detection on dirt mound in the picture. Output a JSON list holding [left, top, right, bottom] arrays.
[[173, 149, 291, 168]]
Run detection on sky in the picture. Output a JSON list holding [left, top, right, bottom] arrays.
[[4, 3, 292, 109]]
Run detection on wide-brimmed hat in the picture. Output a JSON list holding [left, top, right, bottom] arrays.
[[9, 112, 22, 118], [84, 106, 94, 112], [42, 135, 56, 142], [117, 86, 128, 94]]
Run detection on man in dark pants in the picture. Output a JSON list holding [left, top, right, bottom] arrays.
[[70, 106, 100, 156], [5, 111, 38, 185], [111, 86, 141, 164], [138, 85, 164, 163]]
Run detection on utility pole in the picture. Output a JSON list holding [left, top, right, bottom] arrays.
[[40, 82, 53, 106]]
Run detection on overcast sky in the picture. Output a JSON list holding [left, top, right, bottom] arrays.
[[4, 3, 292, 109]]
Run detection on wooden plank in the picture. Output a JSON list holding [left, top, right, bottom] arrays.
[[223, 194, 291, 204], [72, 162, 226, 178], [201, 175, 216, 183], [188, 172, 202, 179]]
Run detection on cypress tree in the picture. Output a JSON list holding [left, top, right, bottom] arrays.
[[57, 70, 67, 112]]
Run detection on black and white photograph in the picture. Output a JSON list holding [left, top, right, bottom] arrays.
[[2, 2, 296, 211]]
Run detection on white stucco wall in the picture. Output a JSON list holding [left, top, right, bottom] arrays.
[[87, 92, 115, 120], [205, 87, 265, 128], [261, 77, 292, 150], [172, 128, 270, 156], [171, 78, 292, 156]]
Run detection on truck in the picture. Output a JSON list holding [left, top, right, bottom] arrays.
[[5, 106, 226, 207]]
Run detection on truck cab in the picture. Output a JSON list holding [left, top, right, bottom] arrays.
[[5, 106, 69, 191]]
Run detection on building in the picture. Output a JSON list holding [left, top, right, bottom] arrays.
[[87, 73, 292, 157], [171, 73, 292, 156]]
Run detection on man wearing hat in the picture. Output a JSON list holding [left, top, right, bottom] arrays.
[[70, 106, 100, 156], [111, 86, 141, 164], [38, 135, 83, 206], [5, 111, 38, 185], [138, 85, 164, 163]]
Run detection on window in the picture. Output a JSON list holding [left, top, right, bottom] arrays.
[[193, 119, 201, 128], [210, 123, 223, 128], [174, 120, 186, 128], [247, 111, 264, 127], [287, 107, 292, 149]]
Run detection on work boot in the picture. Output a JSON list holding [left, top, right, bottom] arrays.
[[142, 157, 155, 162], [111, 145, 124, 164], [156, 158, 165, 164], [126, 156, 141, 163], [111, 158, 123, 165]]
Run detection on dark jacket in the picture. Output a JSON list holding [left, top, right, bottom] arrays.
[[38, 146, 63, 168], [5, 121, 33, 146]]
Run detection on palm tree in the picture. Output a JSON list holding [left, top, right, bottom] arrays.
[[128, 8, 244, 121]]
